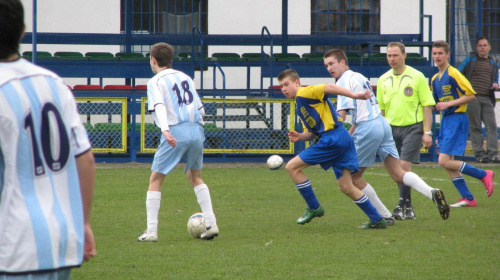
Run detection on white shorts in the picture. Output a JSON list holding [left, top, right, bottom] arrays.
[[353, 115, 399, 167], [151, 122, 205, 174]]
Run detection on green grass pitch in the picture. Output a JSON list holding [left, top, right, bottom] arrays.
[[72, 162, 500, 279]]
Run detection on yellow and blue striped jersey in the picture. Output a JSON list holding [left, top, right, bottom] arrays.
[[431, 65, 476, 116], [295, 84, 343, 135]]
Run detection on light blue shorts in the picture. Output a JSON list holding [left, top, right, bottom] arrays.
[[353, 115, 399, 167], [438, 113, 468, 156], [151, 122, 205, 174], [299, 127, 359, 179]]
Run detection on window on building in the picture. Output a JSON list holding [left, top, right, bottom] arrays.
[[311, 0, 380, 54], [452, 0, 499, 64], [120, 0, 208, 54]]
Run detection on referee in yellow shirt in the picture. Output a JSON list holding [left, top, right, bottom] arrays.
[[376, 42, 436, 220]]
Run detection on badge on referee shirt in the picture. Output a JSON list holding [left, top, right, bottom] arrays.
[[404, 86, 413, 96]]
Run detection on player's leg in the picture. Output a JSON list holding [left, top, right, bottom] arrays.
[[285, 155, 324, 224], [384, 155, 449, 219], [352, 169, 394, 225], [138, 171, 165, 242], [351, 116, 394, 224], [439, 113, 494, 206], [337, 169, 386, 229], [138, 126, 187, 242], [189, 169, 219, 240]]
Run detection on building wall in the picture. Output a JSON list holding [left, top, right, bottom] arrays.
[[18, 0, 445, 88]]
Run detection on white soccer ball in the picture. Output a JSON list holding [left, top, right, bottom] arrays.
[[187, 213, 206, 238], [267, 155, 284, 170]]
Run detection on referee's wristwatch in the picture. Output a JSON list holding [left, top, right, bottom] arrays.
[[424, 131, 433, 136]]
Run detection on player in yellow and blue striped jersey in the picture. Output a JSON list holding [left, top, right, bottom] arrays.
[[430, 40, 494, 208], [277, 69, 387, 229]]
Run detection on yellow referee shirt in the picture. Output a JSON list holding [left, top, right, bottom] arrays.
[[376, 65, 435, 126]]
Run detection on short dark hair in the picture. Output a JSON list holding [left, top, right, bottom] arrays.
[[277, 69, 300, 82], [150, 43, 174, 68], [432, 40, 450, 53], [476, 37, 490, 46], [0, 0, 24, 59], [323, 49, 348, 66], [387, 42, 406, 54]]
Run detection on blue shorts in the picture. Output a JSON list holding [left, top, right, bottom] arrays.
[[353, 115, 399, 167], [152, 122, 205, 174], [438, 113, 468, 156], [299, 127, 359, 179]]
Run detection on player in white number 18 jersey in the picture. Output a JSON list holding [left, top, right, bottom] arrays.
[[137, 43, 218, 242], [0, 0, 96, 278]]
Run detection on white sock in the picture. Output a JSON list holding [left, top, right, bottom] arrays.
[[194, 184, 216, 227], [403, 172, 433, 199], [362, 183, 392, 219], [146, 191, 161, 233]]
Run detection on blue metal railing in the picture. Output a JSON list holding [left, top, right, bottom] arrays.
[[261, 26, 274, 95]]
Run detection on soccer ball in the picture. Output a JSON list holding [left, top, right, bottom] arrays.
[[187, 213, 206, 238], [267, 155, 284, 170]]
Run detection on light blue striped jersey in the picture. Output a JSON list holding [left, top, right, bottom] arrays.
[[336, 70, 380, 125], [147, 69, 205, 128], [0, 58, 91, 273]]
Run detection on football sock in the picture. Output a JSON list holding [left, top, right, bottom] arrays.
[[194, 184, 216, 227], [296, 180, 320, 210], [403, 172, 433, 199], [459, 162, 487, 180], [146, 191, 161, 233], [362, 183, 392, 218], [397, 183, 412, 208], [452, 176, 474, 201], [354, 194, 383, 223]]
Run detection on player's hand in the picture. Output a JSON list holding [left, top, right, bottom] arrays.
[[354, 89, 371, 100], [83, 223, 96, 262], [422, 134, 432, 149], [492, 83, 499, 90], [164, 130, 176, 147], [434, 102, 449, 111], [288, 131, 301, 143]]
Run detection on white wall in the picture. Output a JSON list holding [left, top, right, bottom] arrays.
[[380, 0, 446, 53], [20, 0, 122, 86], [18, 0, 446, 88], [204, 0, 311, 90]]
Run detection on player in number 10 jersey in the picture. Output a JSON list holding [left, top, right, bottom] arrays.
[[0, 1, 96, 276]]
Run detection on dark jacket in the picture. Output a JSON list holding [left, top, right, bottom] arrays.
[[457, 53, 499, 106]]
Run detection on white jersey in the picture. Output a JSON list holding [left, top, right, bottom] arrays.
[[0, 59, 91, 273], [147, 68, 204, 128], [336, 70, 381, 125]]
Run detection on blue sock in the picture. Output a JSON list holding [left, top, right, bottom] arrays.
[[354, 194, 383, 223], [296, 180, 320, 210], [453, 176, 474, 201], [460, 162, 487, 180]]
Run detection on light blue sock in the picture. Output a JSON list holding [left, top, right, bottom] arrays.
[[354, 194, 383, 223], [460, 162, 487, 180], [296, 180, 320, 210], [452, 176, 474, 201]]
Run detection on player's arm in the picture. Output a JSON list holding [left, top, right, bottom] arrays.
[[324, 83, 370, 100], [435, 94, 476, 111], [338, 109, 347, 121], [154, 104, 176, 147], [288, 131, 315, 143], [422, 106, 433, 148], [76, 150, 97, 262]]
